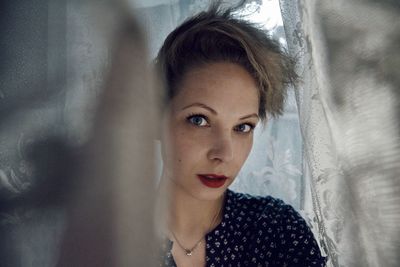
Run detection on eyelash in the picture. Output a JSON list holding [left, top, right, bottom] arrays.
[[186, 113, 209, 127], [185, 113, 256, 133], [234, 123, 256, 133]]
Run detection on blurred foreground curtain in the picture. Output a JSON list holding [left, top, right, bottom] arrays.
[[0, 0, 158, 266], [280, 0, 400, 266]]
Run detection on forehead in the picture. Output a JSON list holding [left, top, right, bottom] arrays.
[[170, 62, 259, 114]]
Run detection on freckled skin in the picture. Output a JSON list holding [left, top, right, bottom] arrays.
[[162, 62, 260, 201]]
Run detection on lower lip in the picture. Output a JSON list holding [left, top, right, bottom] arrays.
[[197, 175, 228, 188]]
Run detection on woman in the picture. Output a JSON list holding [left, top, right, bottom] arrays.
[[155, 3, 326, 267]]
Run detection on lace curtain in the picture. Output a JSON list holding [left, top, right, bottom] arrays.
[[279, 1, 341, 266], [0, 1, 159, 265], [1, 0, 399, 266], [280, 1, 400, 267]]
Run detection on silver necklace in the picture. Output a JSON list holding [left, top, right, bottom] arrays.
[[170, 205, 222, 257], [170, 231, 203, 256]]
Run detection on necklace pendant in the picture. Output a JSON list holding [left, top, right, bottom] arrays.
[[185, 250, 192, 256]]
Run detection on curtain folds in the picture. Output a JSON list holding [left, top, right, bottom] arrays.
[[2, 0, 399, 266], [279, 1, 340, 266], [280, 1, 400, 266]]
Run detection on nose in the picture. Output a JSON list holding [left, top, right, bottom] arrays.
[[207, 129, 234, 163]]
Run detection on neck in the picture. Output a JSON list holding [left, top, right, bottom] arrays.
[[157, 172, 225, 241]]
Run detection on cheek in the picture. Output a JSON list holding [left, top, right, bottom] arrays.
[[235, 136, 254, 164], [168, 128, 203, 167]]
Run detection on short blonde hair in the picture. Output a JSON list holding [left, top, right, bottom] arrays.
[[155, 2, 298, 120]]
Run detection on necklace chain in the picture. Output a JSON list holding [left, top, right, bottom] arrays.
[[170, 231, 203, 256], [170, 204, 222, 257]]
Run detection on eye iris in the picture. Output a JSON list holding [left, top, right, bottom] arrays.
[[191, 116, 204, 125], [237, 124, 251, 132]]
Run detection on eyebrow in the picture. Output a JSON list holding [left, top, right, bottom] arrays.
[[181, 103, 259, 121], [181, 103, 217, 114], [239, 113, 259, 121]]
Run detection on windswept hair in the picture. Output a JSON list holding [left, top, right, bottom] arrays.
[[155, 1, 298, 120]]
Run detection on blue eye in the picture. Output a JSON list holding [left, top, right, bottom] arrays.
[[234, 123, 254, 133], [187, 114, 209, 127]]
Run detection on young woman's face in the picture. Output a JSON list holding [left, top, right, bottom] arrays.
[[162, 62, 259, 201]]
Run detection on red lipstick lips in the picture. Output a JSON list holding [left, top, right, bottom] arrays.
[[197, 174, 228, 188]]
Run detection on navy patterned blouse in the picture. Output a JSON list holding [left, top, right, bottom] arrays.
[[160, 189, 327, 267]]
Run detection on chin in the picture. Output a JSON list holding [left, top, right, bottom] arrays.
[[189, 184, 229, 202]]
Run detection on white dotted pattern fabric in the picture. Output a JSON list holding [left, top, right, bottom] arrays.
[[159, 190, 326, 266]]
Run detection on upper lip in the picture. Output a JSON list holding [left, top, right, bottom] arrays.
[[198, 174, 229, 179]]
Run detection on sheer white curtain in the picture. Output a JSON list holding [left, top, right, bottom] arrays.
[[280, 1, 400, 266], [0, 1, 158, 266], [3, 0, 397, 266], [279, 1, 342, 265]]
